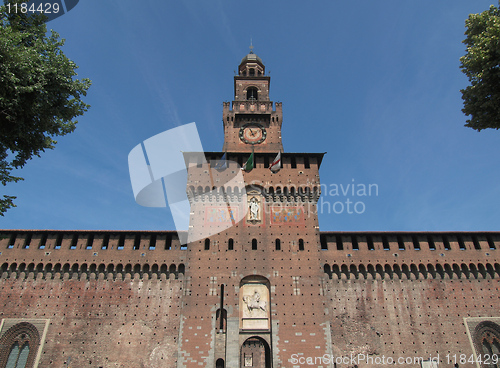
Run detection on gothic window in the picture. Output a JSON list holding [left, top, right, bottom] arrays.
[[0, 322, 41, 368], [247, 87, 258, 100], [473, 321, 500, 368]]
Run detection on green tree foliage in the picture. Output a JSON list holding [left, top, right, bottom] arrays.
[[0, 1, 91, 215], [460, 2, 500, 131]]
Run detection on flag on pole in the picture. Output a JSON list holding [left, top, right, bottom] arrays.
[[242, 152, 254, 172], [269, 151, 281, 173], [213, 153, 227, 171]]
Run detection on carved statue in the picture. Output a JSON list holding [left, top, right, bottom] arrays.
[[249, 197, 259, 221]]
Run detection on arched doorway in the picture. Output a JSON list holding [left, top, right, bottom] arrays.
[[216, 358, 225, 368], [240, 336, 271, 368]]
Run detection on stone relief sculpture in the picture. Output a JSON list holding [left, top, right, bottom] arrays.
[[242, 290, 267, 314]]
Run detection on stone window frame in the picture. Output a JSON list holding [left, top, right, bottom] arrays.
[[465, 317, 500, 368], [0, 319, 49, 368]]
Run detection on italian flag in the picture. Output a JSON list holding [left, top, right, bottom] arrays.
[[242, 152, 254, 172]]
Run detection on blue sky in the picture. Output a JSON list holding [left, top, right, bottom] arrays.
[[2, 0, 500, 232]]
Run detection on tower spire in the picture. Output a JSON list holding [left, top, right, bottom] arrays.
[[249, 39, 254, 54]]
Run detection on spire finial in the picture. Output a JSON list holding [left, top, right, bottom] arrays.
[[249, 39, 254, 54]]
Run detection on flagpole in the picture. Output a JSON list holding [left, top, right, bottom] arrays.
[[252, 145, 255, 169], [208, 158, 215, 190]]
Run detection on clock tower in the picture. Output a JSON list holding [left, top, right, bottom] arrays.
[[179, 49, 329, 368], [222, 47, 283, 153]]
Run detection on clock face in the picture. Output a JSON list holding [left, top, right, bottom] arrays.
[[239, 124, 267, 145]]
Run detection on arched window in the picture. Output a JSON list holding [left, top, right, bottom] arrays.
[[275, 239, 281, 251], [216, 358, 225, 368], [228, 238, 234, 250], [249, 68, 255, 76], [0, 322, 40, 368], [298, 239, 304, 251], [205, 238, 210, 250], [252, 239, 257, 250], [473, 321, 500, 368], [246, 87, 258, 100]]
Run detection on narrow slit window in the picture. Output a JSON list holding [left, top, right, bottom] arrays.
[[412, 236, 420, 250], [304, 156, 310, 169], [487, 235, 496, 250], [427, 235, 436, 250], [150, 234, 157, 250], [397, 236, 405, 250], [382, 236, 390, 250], [443, 236, 451, 250], [367, 236, 374, 250], [102, 234, 109, 249], [86, 234, 94, 250], [55, 233, 63, 249], [7, 233, 16, 249], [320, 235, 328, 250], [351, 236, 359, 251], [23, 233, 32, 249], [70, 233, 78, 250], [117, 234, 125, 250], [336, 235, 343, 250], [166, 233, 172, 250], [39, 233, 47, 249], [133, 234, 141, 250]]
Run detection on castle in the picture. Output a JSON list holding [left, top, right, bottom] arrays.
[[0, 50, 499, 368]]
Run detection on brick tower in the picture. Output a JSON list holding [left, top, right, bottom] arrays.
[[177, 48, 328, 368]]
